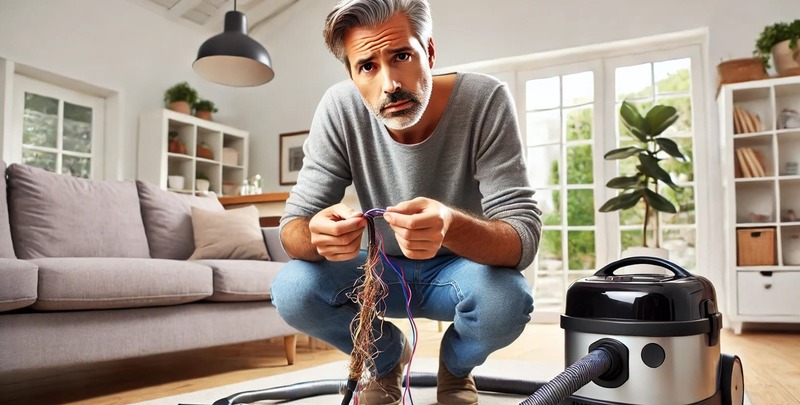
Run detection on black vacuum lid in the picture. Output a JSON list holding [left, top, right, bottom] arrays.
[[564, 256, 718, 322]]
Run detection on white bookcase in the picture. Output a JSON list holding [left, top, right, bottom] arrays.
[[719, 76, 800, 334], [137, 109, 248, 196]]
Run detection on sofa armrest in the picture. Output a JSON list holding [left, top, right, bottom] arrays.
[[262, 227, 291, 262]]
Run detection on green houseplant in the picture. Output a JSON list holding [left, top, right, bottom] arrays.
[[599, 100, 685, 248], [754, 19, 800, 71], [163, 82, 198, 114], [193, 99, 218, 121]]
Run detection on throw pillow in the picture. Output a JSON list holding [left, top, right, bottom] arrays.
[[189, 205, 270, 260], [136, 180, 224, 260]]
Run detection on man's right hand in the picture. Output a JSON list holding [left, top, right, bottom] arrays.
[[307, 204, 367, 261]]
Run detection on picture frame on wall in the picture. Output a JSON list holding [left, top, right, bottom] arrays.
[[279, 130, 309, 186]]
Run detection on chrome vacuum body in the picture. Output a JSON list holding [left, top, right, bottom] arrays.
[[558, 256, 744, 405]]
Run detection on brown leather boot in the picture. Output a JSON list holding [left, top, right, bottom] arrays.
[[357, 336, 412, 405], [437, 358, 478, 405]]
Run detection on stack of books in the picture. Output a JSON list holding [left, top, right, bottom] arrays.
[[734, 147, 766, 178], [733, 105, 762, 134]]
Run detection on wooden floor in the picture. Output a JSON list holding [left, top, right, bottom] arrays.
[[1, 320, 798, 405]]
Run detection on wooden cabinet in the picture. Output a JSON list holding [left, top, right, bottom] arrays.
[[138, 109, 248, 196], [719, 76, 800, 333]]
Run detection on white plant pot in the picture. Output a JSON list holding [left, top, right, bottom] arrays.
[[167, 175, 184, 190], [195, 179, 210, 193], [619, 246, 670, 275]]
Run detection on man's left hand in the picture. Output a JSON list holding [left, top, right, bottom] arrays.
[[383, 197, 453, 259]]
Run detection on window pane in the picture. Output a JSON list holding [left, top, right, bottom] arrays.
[[567, 189, 595, 226], [22, 148, 57, 172], [562, 71, 593, 107], [527, 110, 560, 145], [62, 155, 91, 178], [620, 199, 645, 226], [23, 92, 57, 148], [616, 63, 652, 101], [565, 107, 592, 141], [621, 229, 655, 251], [533, 272, 564, 309], [63, 102, 92, 153], [662, 186, 696, 224], [527, 144, 560, 188], [538, 230, 563, 270], [526, 76, 559, 110], [663, 228, 696, 270], [567, 230, 595, 270], [566, 144, 593, 184], [540, 189, 561, 226], [655, 58, 691, 94]]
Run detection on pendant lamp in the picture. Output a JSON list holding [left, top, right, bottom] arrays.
[[193, 0, 274, 87]]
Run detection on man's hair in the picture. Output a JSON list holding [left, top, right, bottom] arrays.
[[323, 0, 433, 68]]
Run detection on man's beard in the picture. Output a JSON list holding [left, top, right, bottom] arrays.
[[369, 73, 432, 131]]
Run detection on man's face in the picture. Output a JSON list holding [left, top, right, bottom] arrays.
[[343, 13, 433, 131]]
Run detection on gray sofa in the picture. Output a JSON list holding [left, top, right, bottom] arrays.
[[0, 161, 297, 373]]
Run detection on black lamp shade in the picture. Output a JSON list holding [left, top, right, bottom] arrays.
[[193, 10, 274, 87]]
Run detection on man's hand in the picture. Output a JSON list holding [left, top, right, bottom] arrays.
[[308, 203, 366, 261], [383, 197, 452, 260]]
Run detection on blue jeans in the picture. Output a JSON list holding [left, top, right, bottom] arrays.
[[271, 251, 534, 378]]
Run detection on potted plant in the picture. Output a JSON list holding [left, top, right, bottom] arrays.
[[754, 19, 800, 74], [195, 172, 211, 193], [599, 100, 685, 251], [163, 81, 198, 115], [193, 99, 218, 121]]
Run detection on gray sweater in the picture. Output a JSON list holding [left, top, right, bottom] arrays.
[[281, 72, 541, 270]]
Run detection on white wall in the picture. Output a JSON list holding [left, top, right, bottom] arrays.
[[0, 0, 260, 180]]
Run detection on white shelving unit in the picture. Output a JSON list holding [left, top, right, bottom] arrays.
[[719, 76, 800, 334], [138, 109, 248, 196]]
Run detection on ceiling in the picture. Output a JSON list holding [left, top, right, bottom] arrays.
[[131, 0, 299, 33]]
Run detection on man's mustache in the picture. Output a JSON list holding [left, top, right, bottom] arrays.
[[380, 90, 418, 109]]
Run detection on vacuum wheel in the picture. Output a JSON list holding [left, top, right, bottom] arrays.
[[721, 353, 744, 405]]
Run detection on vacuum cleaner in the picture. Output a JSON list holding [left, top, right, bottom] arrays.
[[192, 256, 745, 405]]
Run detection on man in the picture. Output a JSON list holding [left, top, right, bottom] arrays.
[[271, 0, 541, 404]]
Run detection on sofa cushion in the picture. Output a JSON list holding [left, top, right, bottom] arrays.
[[6, 164, 150, 259], [136, 180, 224, 260], [0, 161, 16, 258], [194, 259, 284, 302], [0, 258, 38, 312], [189, 205, 270, 260], [30, 257, 213, 311]]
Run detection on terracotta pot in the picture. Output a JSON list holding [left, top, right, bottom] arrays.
[[771, 40, 800, 75], [168, 101, 191, 114], [195, 110, 213, 121]]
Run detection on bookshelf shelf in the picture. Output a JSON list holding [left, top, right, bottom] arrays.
[[720, 76, 800, 334]]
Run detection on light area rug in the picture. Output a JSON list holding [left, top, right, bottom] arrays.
[[134, 357, 750, 405]]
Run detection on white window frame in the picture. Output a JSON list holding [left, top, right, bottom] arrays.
[[11, 74, 104, 179]]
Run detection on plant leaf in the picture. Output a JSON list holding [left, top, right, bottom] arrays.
[[619, 101, 649, 141], [643, 188, 677, 213], [599, 191, 642, 212], [655, 138, 686, 160], [606, 176, 641, 189], [645, 105, 678, 136], [638, 154, 678, 189], [604, 146, 643, 160]]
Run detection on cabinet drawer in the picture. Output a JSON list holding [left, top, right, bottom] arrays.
[[737, 271, 800, 315]]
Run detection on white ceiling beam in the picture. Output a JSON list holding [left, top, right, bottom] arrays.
[[166, 0, 203, 18]]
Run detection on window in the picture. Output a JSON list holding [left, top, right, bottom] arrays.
[[447, 34, 708, 322], [11, 74, 104, 178], [512, 45, 705, 321]]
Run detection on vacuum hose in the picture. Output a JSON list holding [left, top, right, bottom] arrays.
[[208, 342, 623, 405], [520, 344, 620, 405]]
